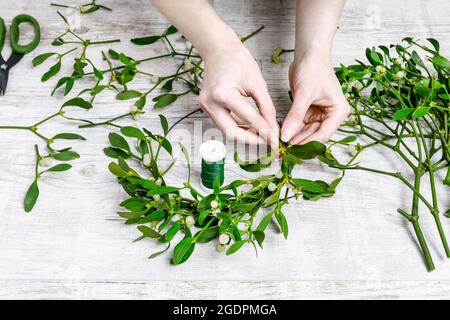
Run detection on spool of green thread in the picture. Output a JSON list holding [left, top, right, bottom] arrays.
[[199, 140, 226, 189]]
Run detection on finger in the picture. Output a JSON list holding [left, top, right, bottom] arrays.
[[230, 111, 248, 127], [290, 122, 321, 145], [281, 92, 311, 143], [206, 104, 266, 145], [251, 83, 279, 140], [300, 108, 349, 144], [222, 92, 278, 148]]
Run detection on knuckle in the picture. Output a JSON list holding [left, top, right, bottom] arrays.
[[210, 85, 230, 103]]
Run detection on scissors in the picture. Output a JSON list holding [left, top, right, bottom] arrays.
[[0, 14, 40, 96]]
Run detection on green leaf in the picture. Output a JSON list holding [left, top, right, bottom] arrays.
[[93, 67, 104, 81], [275, 212, 289, 239], [412, 107, 430, 118], [291, 178, 328, 193], [162, 79, 174, 91], [52, 150, 80, 161], [196, 226, 220, 243], [443, 167, 450, 186], [139, 209, 166, 223], [103, 147, 130, 159], [108, 162, 129, 177], [52, 133, 86, 140], [52, 77, 70, 95], [120, 126, 146, 140], [256, 212, 273, 232], [120, 197, 147, 212], [411, 50, 425, 68], [131, 35, 161, 45], [46, 163, 72, 172], [108, 49, 119, 59], [32, 52, 56, 66], [117, 158, 130, 172], [365, 48, 382, 66], [153, 94, 178, 108], [161, 222, 180, 241], [233, 201, 259, 213], [330, 176, 343, 191], [253, 230, 265, 248], [172, 237, 194, 265], [179, 143, 191, 181], [335, 136, 357, 144], [117, 211, 144, 219], [159, 115, 169, 136], [137, 225, 161, 238], [263, 184, 282, 208], [427, 38, 440, 53], [116, 90, 142, 100], [108, 132, 130, 151], [135, 95, 147, 109], [64, 77, 75, 95], [62, 97, 92, 109], [234, 151, 275, 172], [393, 108, 414, 120], [197, 210, 211, 226], [283, 153, 303, 167], [149, 243, 171, 259], [286, 141, 327, 160], [226, 240, 246, 255], [160, 137, 173, 155], [147, 186, 179, 196], [41, 60, 61, 81], [431, 55, 450, 71], [164, 25, 178, 36], [24, 180, 39, 212]]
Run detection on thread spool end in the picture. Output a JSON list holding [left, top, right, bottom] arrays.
[[199, 140, 226, 163]]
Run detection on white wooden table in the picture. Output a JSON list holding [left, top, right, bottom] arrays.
[[0, 0, 450, 299]]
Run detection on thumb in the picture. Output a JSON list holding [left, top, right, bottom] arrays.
[[281, 93, 311, 143]]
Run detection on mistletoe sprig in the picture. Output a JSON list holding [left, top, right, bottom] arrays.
[[50, 1, 112, 14], [0, 98, 92, 211], [6, 3, 262, 212], [32, 11, 120, 97], [104, 115, 343, 264], [33, 9, 263, 127], [272, 37, 450, 271], [334, 38, 450, 271]]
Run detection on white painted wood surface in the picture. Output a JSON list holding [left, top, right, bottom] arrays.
[[0, 0, 450, 299]]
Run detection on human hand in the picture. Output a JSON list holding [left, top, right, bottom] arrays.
[[281, 53, 350, 145], [199, 40, 279, 147]]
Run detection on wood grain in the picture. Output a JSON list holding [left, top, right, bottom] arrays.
[[0, 0, 449, 299]]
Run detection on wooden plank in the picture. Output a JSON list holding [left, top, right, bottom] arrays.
[[0, 0, 449, 299]]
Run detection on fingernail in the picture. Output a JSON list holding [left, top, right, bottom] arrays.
[[281, 132, 291, 143]]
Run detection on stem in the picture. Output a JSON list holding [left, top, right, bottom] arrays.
[[90, 39, 121, 45], [50, 3, 71, 9], [167, 108, 202, 134], [417, 122, 450, 257], [240, 26, 264, 43], [411, 218, 435, 272]]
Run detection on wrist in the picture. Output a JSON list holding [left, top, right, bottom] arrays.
[[198, 25, 244, 61], [293, 46, 331, 67]]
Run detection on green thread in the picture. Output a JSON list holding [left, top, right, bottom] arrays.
[[201, 159, 224, 189]]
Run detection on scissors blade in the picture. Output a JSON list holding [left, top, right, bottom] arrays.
[[0, 68, 9, 96], [5, 52, 24, 69]]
